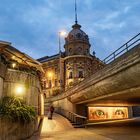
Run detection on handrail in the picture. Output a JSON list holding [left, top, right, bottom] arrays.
[[103, 33, 140, 64], [55, 107, 87, 126], [68, 111, 87, 119]]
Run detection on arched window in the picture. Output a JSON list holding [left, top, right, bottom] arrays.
[[48, 80, 52, 88], [78, 70, 84, 78], [78, 47, 82, 51], [69, 71, 73, 79]]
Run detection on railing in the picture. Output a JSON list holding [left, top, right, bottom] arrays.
[[103, 33, 140, 64], [55, 107, 87, 126]]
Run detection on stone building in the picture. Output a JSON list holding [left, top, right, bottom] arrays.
[[0, 41, 44, 115], [38, 22, 104, 98]]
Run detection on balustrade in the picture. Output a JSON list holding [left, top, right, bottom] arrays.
[[55, 107, 87, 126]]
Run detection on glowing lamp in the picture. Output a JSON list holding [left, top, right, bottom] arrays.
[[48, 72, 53, 77], [15, 85, 25, 95], [59, 31, 67, 36], [12, 63, 16, 68]]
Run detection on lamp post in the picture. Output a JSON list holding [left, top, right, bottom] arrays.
[[58, 31, 66, 94]]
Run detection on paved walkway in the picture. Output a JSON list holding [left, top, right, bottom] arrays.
[[29, 113, 112, 140]]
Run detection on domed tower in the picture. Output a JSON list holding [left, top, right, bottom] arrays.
[[63, 0, 104, 89], [64, 21, 96, 89], [65, 23, 90, 56]]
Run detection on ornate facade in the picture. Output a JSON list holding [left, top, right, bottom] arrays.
[[38, 22, 104, 98]]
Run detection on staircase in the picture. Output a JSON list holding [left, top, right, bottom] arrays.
[[54, 107, 87, 128]]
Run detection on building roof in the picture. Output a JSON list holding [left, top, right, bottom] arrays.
[[37, 53, 60, 63], [65, 23, 89, 44], [0, 41, 44, 73]]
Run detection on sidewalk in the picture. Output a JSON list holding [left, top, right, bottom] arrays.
[[41, 113, 73, 135], [29, 113, 112, 140]]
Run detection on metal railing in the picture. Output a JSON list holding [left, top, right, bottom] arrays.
[[55, 107, 87, 126], [103, 33, 140, 64]]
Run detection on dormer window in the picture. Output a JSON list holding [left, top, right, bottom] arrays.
[[85, 35, 89, 40], [69, 35, 73, 40], [76, 33, 82, 39]]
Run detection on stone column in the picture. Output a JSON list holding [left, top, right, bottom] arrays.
[[0, 62, 6, 98]]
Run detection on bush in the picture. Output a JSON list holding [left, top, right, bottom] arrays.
[[0, 96, 36, 123]]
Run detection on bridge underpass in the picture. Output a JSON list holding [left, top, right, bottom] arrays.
[[45, 33, 140, 124]]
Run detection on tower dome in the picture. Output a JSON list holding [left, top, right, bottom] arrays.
[[65, 23, 89, 44]]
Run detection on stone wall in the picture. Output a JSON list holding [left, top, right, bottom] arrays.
[[0, 118, 38, 140], [3, 69, 41, 111], [53, 98, 75, 113]]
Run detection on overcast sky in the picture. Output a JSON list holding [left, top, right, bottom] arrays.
[[0, 0, 140, 60]]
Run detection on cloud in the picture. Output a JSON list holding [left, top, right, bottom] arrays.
[[0, 0, 139, 60], [124, 6, 131, 13], [94, 21, 126, 30], [105, 11, 120, 21]]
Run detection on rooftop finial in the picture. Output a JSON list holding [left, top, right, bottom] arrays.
[[75, 0, 78, 24]]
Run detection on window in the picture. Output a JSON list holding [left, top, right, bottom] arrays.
[[79, 71, 84, 78], [43, 81, 46, 89], [48, 80, 52, 88], [69, 48, 72, 53], [55, 68, 57, 74], [69, 71, 73, 79], [78, 47, 82, 52], [55, 79, 57, 86]]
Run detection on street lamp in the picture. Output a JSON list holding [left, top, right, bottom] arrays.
[[12, 63, 16, 68], [58, 31, 67, 53], [15, 85, 25, 98], [58, 31, 66, 93]]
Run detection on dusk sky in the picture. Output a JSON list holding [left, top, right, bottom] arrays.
[[0, 0, 140, 60]]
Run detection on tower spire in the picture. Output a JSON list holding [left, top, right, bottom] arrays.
[[75, 0, 78, 24]]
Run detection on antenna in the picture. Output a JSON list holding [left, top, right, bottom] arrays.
[[75, 0, 78, 24]]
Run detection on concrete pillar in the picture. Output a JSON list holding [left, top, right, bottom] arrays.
[[128, 106, 133, 118], [38, 93, 44, 115]]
